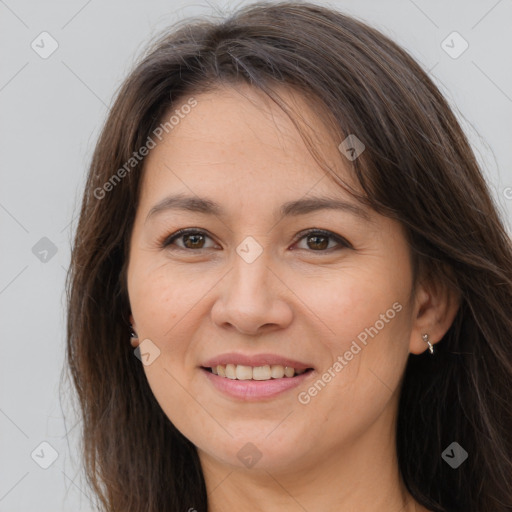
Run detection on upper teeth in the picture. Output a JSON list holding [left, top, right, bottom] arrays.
[[211, 364, 307, 380]]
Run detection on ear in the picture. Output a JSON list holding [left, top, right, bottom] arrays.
[[409, 270, 460, 355], [129, 313, 139, 348]]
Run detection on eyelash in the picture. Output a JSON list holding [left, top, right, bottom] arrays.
[[160, 228, 352, 252]]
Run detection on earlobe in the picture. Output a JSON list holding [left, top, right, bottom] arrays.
[[409, 275, 460, 355]]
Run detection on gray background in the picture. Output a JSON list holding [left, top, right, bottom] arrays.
[[1, 0, 511, 510]]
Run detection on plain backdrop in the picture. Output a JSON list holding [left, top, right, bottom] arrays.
[[1, 0, 511, 510]]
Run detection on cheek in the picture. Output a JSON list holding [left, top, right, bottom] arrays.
[[128, 258, 214, 341], [302, 260, 408, 347], [294, 260, 412, 405], [291, 283, 411, 456], [128, 262, 214, 439]]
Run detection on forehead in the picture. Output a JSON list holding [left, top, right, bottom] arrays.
[[139, 84, 361, 208]]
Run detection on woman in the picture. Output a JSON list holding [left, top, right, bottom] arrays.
[[66, 2, 512, 511]]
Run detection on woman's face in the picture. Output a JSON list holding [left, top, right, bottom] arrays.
[[127, 85, 421, 474]]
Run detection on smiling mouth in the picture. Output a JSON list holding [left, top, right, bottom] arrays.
[[202, 364, 314, 381]]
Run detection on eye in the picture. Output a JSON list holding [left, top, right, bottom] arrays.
[[161, 228, 218, 250], [292, 229, 352, 251], [161, 227, 352, 252]]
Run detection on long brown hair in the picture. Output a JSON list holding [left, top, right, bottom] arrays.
[[65, 2, 512, 510]]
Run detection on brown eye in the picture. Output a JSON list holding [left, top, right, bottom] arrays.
[[162, 229, 217, 250], [294, 229, 351, 252], [306, 234, 329, 250], [182, 233, 206, 249]]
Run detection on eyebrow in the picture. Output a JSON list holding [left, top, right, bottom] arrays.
[[146, 193, 371, 222]]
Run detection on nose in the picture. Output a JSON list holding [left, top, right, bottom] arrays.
[[210, 252, 293, 336]]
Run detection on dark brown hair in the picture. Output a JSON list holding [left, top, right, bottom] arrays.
[[65, 2, 512, 511]]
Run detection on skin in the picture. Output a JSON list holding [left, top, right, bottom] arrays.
[[127, 84, 459, 511]]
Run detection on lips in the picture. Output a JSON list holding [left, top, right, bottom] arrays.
[[200, 353, 314, 388], [200, 353, 315, 399]]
